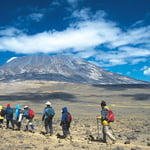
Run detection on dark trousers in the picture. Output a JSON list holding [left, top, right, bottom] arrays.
[[44, 117, 53, 135], [0, 119, 4, 128], [62, 123, 70, 138], [13, 120, 21, 130], [6, 119, 14, 129], [0, 119, 3, 124]]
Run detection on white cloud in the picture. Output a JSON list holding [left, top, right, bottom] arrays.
[[66, 0, 81, 7], [131, 58, 147, 64], [0, 8, 149, 67], [28, 13, 44, 22], [144, 67, 150, 76], [0, 27, 23, 36]]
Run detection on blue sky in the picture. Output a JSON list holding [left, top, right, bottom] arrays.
[[0, 0, 150, 82]]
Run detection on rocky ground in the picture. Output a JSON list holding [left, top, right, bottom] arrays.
[[0, 80, 150, 150]]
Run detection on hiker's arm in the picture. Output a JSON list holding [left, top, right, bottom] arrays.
[[96, 116, 101, 119], [60, 113, 67, 126]]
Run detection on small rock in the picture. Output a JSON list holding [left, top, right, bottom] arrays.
[[112, 146, 124, 150], [72, 142, 80, 147], [43, 146, 49, 150], [131, 147, 142, 150], [58, 144, 64, 147], [147, 138, 150, 141], [87, 135, 94, 141], [126, 135, 137, 140], [86, 130, 91, 135], [81, 145, 89, 149], [85, 124, 90, 127], [147, 142, 150, 146], [118, 134, 122, 137], [124, 140, 130, 144]]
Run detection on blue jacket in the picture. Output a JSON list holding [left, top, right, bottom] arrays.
[[5, 107, 13, 120], [61, 107, 68, 121], [101, 107, 108, 120], [23, 109, 29, 118], [15, 105, 21, 119]]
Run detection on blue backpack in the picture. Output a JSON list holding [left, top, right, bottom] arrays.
[[45, 107, 55, 118], [7, 107, 13, 117]]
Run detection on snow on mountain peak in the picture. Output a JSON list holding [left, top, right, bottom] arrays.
[[6, 57, 17, 63]]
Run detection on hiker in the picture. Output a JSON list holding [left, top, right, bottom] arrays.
[[14, 105, 23, 130], [97, 101, 116, 144], [23, 106, 35, 132], [0, 106, 5, 128], [42, 101, 55, 135], [5, 104, 14, 130], [60, 107, 72, 138]]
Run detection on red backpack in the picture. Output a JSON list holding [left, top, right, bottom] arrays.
[[28, 109, 35, 118], [67, 112, 72, 123], [107, 110, 115, 122]]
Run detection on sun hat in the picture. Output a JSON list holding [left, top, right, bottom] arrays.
[[24, 105, 28, 109], [45, 101, 51, 106]]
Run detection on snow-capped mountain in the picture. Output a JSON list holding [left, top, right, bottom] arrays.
[[0, 55, 147, 84]]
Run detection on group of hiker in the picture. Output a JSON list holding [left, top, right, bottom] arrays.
[[0, 104, 35, 132], [0, 100, 116, 144], [0, 101, 72, 138]]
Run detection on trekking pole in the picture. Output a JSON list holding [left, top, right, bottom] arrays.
[[40, 120, 44, 131], [40, 120, 45, 134], [97, 119, 100, 138], [96, 116, 101, 140]]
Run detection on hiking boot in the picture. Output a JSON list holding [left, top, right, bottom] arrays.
[[101, 140, 107, 143], [112, 140, 116, 144], [31, 130, 35, 133]]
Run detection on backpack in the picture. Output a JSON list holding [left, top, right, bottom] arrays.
[[7, 107, 13, 117], [0, 109, 5, 117], [45, 107, 55, 118], [107, 109, 115, 122], [67, 112, 72, 123], [28, 109, 35, 118]]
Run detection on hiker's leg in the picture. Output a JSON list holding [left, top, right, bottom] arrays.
[[44, 118, 49, 133], [0, 119, 3, 128], [29, 119, 34, 130], [11, 119, 14, 129], [105, 126, 116, 142], [62, 123, 68, 138], [66, 123, 70, 135], [18, 122, 21, 130], [6, 120, 9, 128], [102, 125, 107, 142], [25, 119, 29, 131], [29, 122, 34, 130], [49, 118, 53, 135]]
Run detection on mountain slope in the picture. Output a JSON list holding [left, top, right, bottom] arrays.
[[0, 55, 147, 84]]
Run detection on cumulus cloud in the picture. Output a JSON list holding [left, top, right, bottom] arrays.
[[0, 8, 149, 67], [0, 27, 23, 36], [143, 67, 150, 76]]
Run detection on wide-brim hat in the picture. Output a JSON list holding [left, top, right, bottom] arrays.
[[45, 101, 51, 106], [24, 105, 28, 109]]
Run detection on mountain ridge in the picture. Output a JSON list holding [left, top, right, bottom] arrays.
[[0, 55, 148, 84]]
